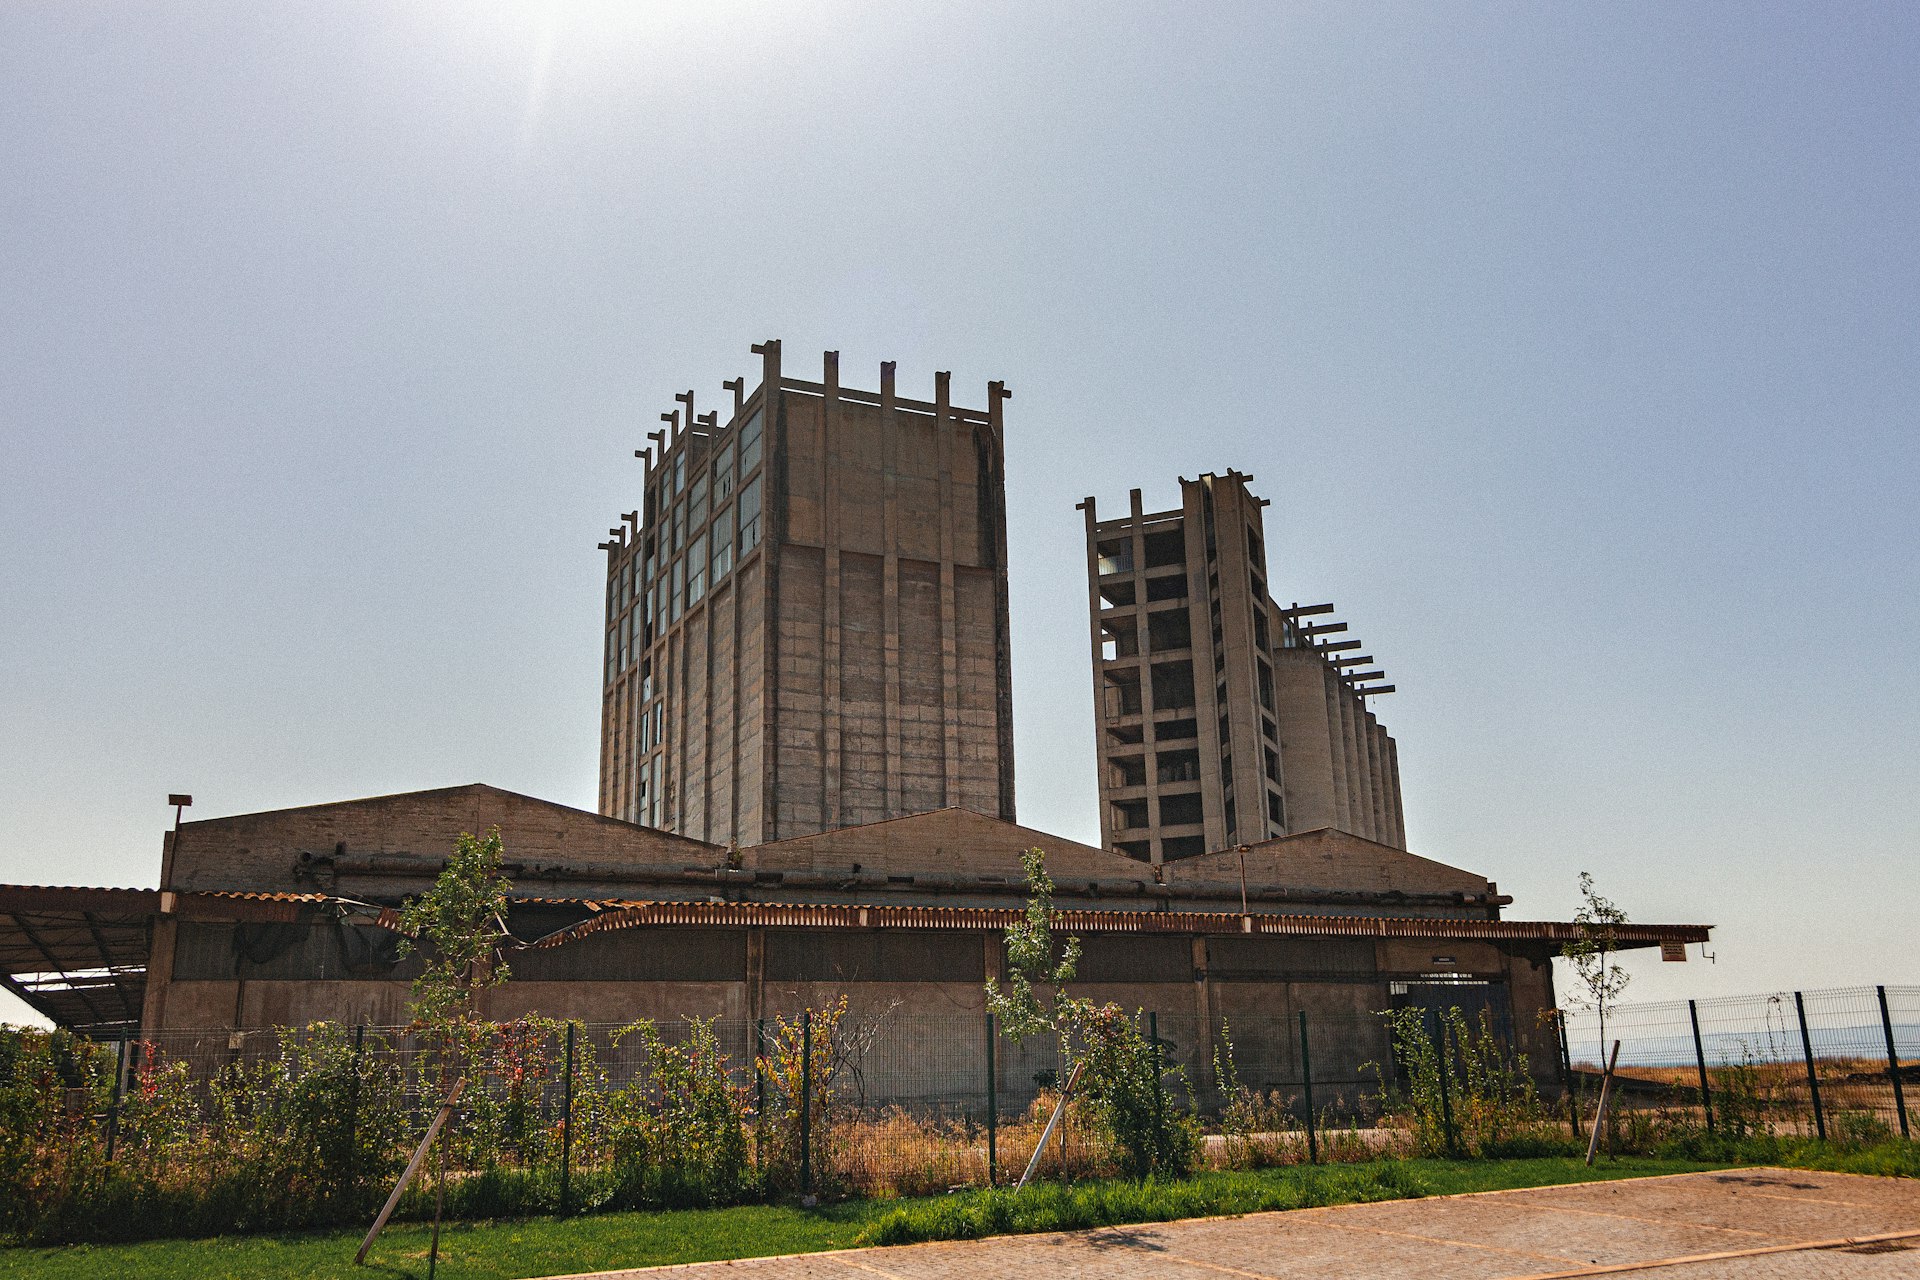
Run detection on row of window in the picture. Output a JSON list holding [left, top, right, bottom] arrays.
[[604, 408, 767, 682]]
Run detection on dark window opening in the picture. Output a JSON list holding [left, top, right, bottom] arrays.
[[1110, 756, 1147, 788], [1158, 792, 1203, 826], [1101, 618, 1140, 660], [1108, 723, 1145, 745], [1099, 580, 1136, 608], [1267, 790, 1285, 826], [1156, 749, 1200, 783], [1096, 539, 1134, 575], [1143, 529, 1184, 568], [1146, 610, 1191, 651], [1150, 661, 1195, 710], [1113, 799, 1150, 830], [1157, 717, 1197, 740], [1145, 573, 1187, 601], [1161, 835, 1206, 860]]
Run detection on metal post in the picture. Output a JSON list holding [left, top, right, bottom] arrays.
[[560, 1021, 576, 1216], [755, 1017, 767, 1128], [1148, 1012, 1168, 1171], [1688, 1001, 1714, 1134], [345, 1023, 366, 1187], [1298, 1009, 1318, 1164], [1431, 1009, 1456, 1156], [1879, 986, 1909, 1140], [985, 1012, 999, 1185], [799, 1009, 813, 1195], [105, 1033, 128, 1162], [1557, 1011, 1579, 1139], [1794, 991, 1825, 1140]]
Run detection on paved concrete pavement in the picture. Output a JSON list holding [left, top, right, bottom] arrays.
[[547, 1168, 1920, 1279]]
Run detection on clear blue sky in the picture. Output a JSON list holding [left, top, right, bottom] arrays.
[[3, 3, 1915, 1025]]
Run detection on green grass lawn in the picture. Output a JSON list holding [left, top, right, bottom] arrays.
[[0, 1157, 1735, 1280]]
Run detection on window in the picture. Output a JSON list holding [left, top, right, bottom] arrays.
[[689, 472, 709, 527], [669, 558, 684, 621], [1110, 756, 1147, 788], [711, 507, 733, 581], [1161, 834, 1206, 859], [672, 451, 685, 494], [686, 533, 707, 606], [1146, 574, 1186, 601], [739, 408, 763, 472], [738, 476, 762, 552], [1156, 717, 1197, 740], [713, 442, 735, 501], [1096, 539, 1134, 575], [1113, 799, 1149, 830], [1100, 619, 1138, 660], [1103, 668, 1142, 718]]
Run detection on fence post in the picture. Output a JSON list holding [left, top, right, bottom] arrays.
[[1793, 991, 1825, 1140], [345, 1023, 366, 1189], [755, 1017, 767, 1134], [1878, 985, 1908, 1141], [1148, 1012, 1168, 1159], [105, 1033, 129, 1162], [985, 1011, 998, 1185], [1556, 1011, 1579, 1139], [1430, 1009, 1457, 1156], [1688, 1001, 1714, 1134], [1298, 1009, 1318, 1164], [800, 1009, 813, 1195], [560, 1021, 576, 1216]]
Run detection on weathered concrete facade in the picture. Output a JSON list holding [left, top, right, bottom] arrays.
[[86, 785, 1708, 1100], [598, 342, 1015, 846], [1082, 471, 1405, 861]]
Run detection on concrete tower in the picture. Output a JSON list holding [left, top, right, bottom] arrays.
[[1080, 471, 1405, 862], [599, 341, 1016, 845]]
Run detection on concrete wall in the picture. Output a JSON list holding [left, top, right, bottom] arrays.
[[145, 924, 1565, 1107], [166, 784, 718, 895]]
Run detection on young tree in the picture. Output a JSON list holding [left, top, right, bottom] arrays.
[[1565, 871, 1631, 1061], [987, 848, 1196, 1179], [400, 826, 514, 1034]]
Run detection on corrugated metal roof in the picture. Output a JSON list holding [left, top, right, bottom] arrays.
[[527, 899, 1711, 949]]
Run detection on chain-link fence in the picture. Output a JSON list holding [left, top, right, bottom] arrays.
[[1560, 985, 1916, 1141]]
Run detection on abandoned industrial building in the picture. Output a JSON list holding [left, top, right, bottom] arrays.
[[1082, 471, 1405, 861], [0, 340, 1710, 1099]]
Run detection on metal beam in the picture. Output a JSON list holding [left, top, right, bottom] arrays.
[[7, 912, 108, 1026], [1298, 622, 1347, 637]]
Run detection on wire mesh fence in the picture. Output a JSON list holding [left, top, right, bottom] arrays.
[[1561, 984, 1916, 1141], [6, 983, 1912, 1244]]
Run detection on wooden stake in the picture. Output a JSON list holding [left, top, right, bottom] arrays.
[[1584, 1041, 1621, 1166], [355, 1077, 466, 1266], [1016, 1060, 1085, 1191]]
